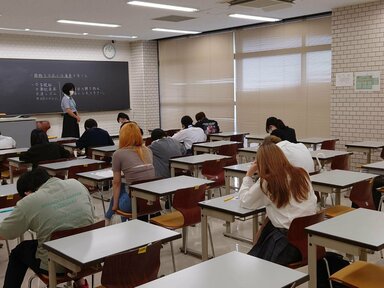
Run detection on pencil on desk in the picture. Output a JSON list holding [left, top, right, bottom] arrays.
[[224, 196, 234, 202]]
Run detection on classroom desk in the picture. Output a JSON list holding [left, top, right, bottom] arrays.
[[138, 251, 308, 288], [43, 220, 181, 288], [7, 157, 32, 183], [62, 142, 78, 154], [306, 208, 384, 288], [49, 137, 78, 144], [39, 158, 104, 179], [0, 183, 17, 197], [237, 146, 258, 162], [362, 160, 384, 175], [298, 137, 339, 151], [90, 145, 117, 159], [76, 168, 113, 214], [0, 147, 28, 160], [224, 162, 253, 195], [245, 134, 267, 146], [192, 140, 238, 155], [169, 154, 230, 177], [310, 149, 353, 169], [129, 175, 213, 219], [0, 207, 13, 222], [310, 169, 377, 206], [199, 194, 265, 260], [209, 132, 249, 141], [345, 141, 384, 163]]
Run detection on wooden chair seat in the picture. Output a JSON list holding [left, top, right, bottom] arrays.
[[330, 261, 384, 288], [150, 211, 184, 229], [324, 205, 355, 218]]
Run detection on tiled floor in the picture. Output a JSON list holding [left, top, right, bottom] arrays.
[[0, 186, 382, 287]]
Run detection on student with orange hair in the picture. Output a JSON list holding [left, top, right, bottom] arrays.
[[239, 141, 317, 265], [105, 122, 155, 221]]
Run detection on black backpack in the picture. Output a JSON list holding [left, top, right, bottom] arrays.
[[317, 252, 350, 288]]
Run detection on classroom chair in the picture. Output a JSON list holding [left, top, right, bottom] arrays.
[[0, 192, 21, 255], [28, 220, 105, 288], [330, 260, 384, 288], [150, 184, 214, 271], [230, 134, 245, 148], [165, 129, 180, 137], [321, 140, 336, 150], [217, 143, 238, 166], [97, 242, 162, 288], [201, 158, 226, 198], [330, 154, 350, 171]]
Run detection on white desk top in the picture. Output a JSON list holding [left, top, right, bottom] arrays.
[[90, 145, 117, 152], [345, 141, 384, 149], [138, 251, 308, 288], [170, 154, 229, 165], [238, 147, 258, 153], [245, 134, 268, 140], [362, 160, 384, 171], [199, 193, 265, 217], [299, 137, 339, 145], [0, 183, 17, 197], [224, 162, 253, 173], [7, 157, 25, 163], [49, 137, 78, 143], [62, 142, 77, 148], [210, 132, 249, 137], [310, 149, 352, 160], [130, 176, 213, 196], [43, 220, 180, 267], [76, 168, 113, 181], [0, 117, 35, 122], [306, 208, 384, 251], [310, 169, 377, 189], [0, 207, 14, 223], [0, 148, 28, 156], [193, 140, 238, 148], [39, 158, 104, 171]]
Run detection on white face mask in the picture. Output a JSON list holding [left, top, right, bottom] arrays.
[[69, 90, 74, 96]]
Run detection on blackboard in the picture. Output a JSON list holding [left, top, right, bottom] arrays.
[[0, 59, 129, 115]]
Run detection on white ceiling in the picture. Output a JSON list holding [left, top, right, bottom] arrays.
[[0, 0, 377, 41]]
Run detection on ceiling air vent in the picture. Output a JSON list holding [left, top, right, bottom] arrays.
[[229, 0, 294, 9], [152, 15, 195, 22]]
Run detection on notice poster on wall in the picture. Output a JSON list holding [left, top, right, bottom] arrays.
[[336, 72, 353, 87], [355, 71, 380, 92]]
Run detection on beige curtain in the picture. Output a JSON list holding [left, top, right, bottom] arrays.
[[159, 32, 234, 131], [235, 16, 331, 137]]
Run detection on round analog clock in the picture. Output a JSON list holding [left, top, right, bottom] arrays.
[[103, 43, 116, 59]]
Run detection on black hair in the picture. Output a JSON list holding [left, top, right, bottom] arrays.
[[84, 118, 98, 130], [17, 168, 50, 198], [62, 83, 75, 96], [30, 129, 49, 146], [181, 115, 193, 128], [265, 117, 287, 133], [117, 112, 130, 122], [195, 112, 206, 122], [151, 128, 166, 141]]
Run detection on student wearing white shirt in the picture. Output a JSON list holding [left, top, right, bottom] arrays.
[[239, 141, 317, 265], [172, 115, 206, 154], [0, 132, 16, 149]]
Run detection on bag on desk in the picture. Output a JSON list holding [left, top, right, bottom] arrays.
[[317, 252, 350, 288]]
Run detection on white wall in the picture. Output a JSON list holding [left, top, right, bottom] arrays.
[[0, 33, 160, 137]]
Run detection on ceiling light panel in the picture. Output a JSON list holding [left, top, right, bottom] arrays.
[[127, 1, 198, 12], [152, 28, 200, 34], [57, 20, 121, 28], [229, 13, 280, 22]]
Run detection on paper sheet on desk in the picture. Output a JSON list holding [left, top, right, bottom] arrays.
[[94, 170, 113, 178]]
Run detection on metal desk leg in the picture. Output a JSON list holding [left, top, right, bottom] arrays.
[[48, 253, 57, 288], [131, 196, 138, 219], [201, 210, 208, 261], [307, 234, 317, 288], [9, 165, 13, 184]]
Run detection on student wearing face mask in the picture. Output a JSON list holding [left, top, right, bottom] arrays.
[[61, 83, 80, 138]]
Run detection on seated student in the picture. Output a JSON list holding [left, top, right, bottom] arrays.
[[116, 112, 144, 135], [0, 132, 16, 149], [194, 112, 220, 135], [0, 168, 95, 288], [239, 141, 317, 265], [19, 129, 70, 168], [105, 122, 155, 221], [149, 128, 186, 178], [76, 119, 114, 154], [266, 116, 297, 143], [172, 115, 207, 154], [265, 135, 314, 174]]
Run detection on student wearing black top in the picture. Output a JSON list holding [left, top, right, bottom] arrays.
[[76, 119, 114, 154], [19, 129, 70, 168], [265, 117, 297, 143], [194, 111, 220, 135]]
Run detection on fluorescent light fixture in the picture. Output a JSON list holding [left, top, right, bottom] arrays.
[[57, 19, 121, 28], [152, 28, 200, 34], [127, 1, 198, 12], [104, 34, 138, 39], [229, 14, 280, 22]]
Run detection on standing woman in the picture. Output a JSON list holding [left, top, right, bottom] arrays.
[[61, 83, 80, 138]]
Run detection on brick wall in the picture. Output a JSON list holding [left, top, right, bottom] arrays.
[[332, 1, 384, 168]]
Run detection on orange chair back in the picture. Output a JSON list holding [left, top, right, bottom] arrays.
[[350, 179, 376, 210], [331, 155, 350, 171], [321, 140, 336, 150], [287, 211, 325, 268], [101, 242, 162, 288], [173, 184, 207, 226]]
